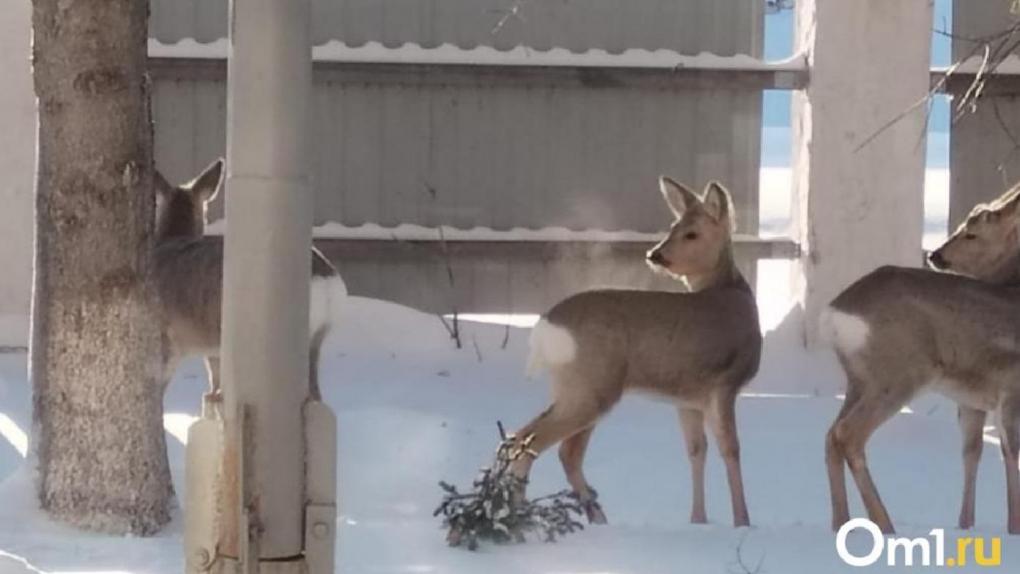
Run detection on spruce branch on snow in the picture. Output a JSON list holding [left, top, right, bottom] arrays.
[[434, 422, 585, 550]]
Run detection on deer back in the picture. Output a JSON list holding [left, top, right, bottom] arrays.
[[825, 266, 1020, 410]]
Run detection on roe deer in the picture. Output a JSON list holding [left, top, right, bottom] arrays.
[[510, 178, 761, 527], [822, 184, 1020, 535], [154, 159, 346, 402]]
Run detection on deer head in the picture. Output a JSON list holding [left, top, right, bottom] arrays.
[[646, 178, 737, 290], [929, 185, 1020, 284], [154, 158, 224, 242]]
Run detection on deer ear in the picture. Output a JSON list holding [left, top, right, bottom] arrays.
[[997, 185, 1020, 220], [702, 181, 736, 232], [659, 176, 699, 219], [185, 158, 224, 204]]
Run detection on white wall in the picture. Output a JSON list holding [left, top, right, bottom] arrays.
[[793, 0, 932, 344], [0, 0, 34, 348]]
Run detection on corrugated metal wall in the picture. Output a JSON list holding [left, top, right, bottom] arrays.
[[151, 0, 761, 55], [150, 0, 765, 313], [154, 64, 762, 234]]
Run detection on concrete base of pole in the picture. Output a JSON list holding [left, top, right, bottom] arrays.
[[184, 399, 337, 574]]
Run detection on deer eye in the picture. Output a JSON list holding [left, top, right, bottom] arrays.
[[964, 233, 977, 240], [684, 231, 699, 241]]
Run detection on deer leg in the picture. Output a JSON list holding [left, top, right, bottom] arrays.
[[958, 405, 987, 530], [159, 333, 179, 395], [833, 391, 908, 534], [706, 391, 749, 527], [204, 357, 221, 395], [308, 326, 330, 402], [558, 426, 606, 524], [510, 398, 612, 504], [827, 384, 862, 531], [678, 407, 708, 524], [202, 357, 223, 418], [997, 396, 1020, 534]]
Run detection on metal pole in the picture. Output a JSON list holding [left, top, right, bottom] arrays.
[[221, 0, 312, 560]]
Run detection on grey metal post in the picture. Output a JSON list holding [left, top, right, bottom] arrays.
[[220, 0, 313, 561]]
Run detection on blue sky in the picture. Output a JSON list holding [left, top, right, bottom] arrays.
[[762, 0, 951, 168]]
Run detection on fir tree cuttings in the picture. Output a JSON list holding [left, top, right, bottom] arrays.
[[434, 423, 585, 550]]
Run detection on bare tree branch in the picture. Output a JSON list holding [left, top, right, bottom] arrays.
[[490, 0, 533, 37], [728, 531, 766, 574], [856, 14, 1020, 153]]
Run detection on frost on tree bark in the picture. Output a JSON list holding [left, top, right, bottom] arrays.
[[30, 0, 173, 534]]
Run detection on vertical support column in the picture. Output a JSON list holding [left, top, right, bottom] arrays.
[[0, 1, 34, 347], [220, 0, 313, 561], [792, 0, 931, 344]]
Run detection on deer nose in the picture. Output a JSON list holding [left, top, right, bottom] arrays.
[[647, 250, 668, 267], [928, 250, 949, 270]]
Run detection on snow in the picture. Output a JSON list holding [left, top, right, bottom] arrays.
[[205, 219, 790, 247], [148, 38, 807, 71], [199, 165, 948, 250], [1, 293, 1019, 573]]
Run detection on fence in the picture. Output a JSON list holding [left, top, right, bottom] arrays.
[[149, 0, 800, 313]]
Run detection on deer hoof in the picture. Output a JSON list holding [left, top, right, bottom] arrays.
[[690, 513, 708, 525], [584, 500, 608, 524], [446, 526, 463, 547]]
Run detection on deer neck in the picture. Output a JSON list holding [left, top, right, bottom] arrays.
[[982, 251, 1020, 287], [685, 242, 743, 292]]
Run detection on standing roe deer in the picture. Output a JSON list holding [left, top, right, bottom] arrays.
[[510, 178, 761, 527], [822, 184, 1020, 535], [153, 159, 347, 402]]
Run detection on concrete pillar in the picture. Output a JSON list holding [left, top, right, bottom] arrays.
[[0, 1, 35, 348], [793, 0, 931, 343], [220, 0, 313, 560]]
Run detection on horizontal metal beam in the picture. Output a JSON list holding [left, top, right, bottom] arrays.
[[314, 237, 800, 263], [149, 57, 807, 91], [932, 69, 1020, 96]]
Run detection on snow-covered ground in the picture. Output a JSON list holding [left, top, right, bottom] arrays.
[[1, 291, 1019, 574]]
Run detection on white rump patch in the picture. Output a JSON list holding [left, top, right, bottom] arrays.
[[526, 319, 577, 377], [309, 275, 348, 335], [818, 308, 870, 354]]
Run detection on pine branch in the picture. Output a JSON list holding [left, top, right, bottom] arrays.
[[435, 423, 585, 550]]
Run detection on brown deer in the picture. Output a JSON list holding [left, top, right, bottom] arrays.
[[153, 159, 346, 402], [822, 184, 1020, 535], [511, 178, 761, 527]]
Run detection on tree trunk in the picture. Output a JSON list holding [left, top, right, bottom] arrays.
[[30, 0, 173, 535]]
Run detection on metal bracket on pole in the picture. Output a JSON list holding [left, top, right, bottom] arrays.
[[184, 413, 223, 574], [237, 405, 260, 574], [304, 401, 338, 574]]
